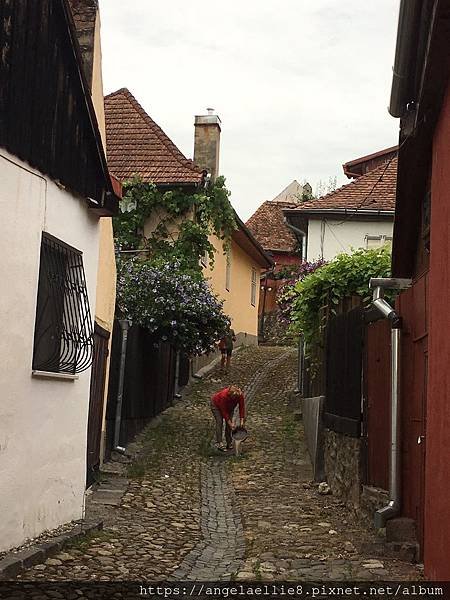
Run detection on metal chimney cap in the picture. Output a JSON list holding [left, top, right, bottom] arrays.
[[207, 108, 215, 115], [194, 113, 222, 128]]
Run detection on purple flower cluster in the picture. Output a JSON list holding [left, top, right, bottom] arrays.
[[117, 258, 230, 355], [277, 259, 326, 324]]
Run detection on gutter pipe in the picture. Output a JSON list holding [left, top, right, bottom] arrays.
[[114, 319, 130, 452], [284, 220, 307, 261], [286, 208, 394, 218], [389, 0, 422, 118], [369, 278, 411, 528]]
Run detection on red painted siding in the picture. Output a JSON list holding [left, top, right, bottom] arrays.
[[271, 252, 302, 268], [396, 278, 428, 554], [424, 80, 450, 580], [259, 252, 302, 315]]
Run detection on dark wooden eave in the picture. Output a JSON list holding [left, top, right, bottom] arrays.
[[391, 0, 450, 277], [0, 0, 119, 216]]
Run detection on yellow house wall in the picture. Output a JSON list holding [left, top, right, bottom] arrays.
[[204, 235, 260, 341], [91, 10, 116, 333], [91, 10, 116, 462], [92, 13, 106, 150]]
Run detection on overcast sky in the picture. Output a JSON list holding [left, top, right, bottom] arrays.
[[99, 1, 401, 221]]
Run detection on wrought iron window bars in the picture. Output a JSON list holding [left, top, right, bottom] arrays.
[[32, 233, 94, 374]]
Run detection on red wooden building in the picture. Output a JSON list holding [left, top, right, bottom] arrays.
[[385, 0, 450, 579]]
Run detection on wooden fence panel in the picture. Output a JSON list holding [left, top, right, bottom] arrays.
[[324, 307, 364, 436], [104, 322, 176, 455]]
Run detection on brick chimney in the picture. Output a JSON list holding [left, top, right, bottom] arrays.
[[67, 0, 106, 148], [67, 0, 98, 90], [194, 108, 221, 182]]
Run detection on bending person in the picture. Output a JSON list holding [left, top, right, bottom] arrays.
[[210, 385, 246, 451]]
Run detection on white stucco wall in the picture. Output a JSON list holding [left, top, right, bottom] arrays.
[[0, 150, 100, 552], [306, 217, 394, 262]]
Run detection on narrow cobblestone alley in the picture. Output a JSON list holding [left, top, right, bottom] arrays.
[[14, 347, 421, 586]]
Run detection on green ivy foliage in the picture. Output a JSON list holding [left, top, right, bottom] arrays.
[[288, 246, 393, 347], [113, 176, 237, 270]]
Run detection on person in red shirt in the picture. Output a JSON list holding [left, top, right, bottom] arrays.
[[210, 385, 246, 451]]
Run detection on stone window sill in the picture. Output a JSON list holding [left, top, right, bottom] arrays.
[[32, 370, 78, 381]]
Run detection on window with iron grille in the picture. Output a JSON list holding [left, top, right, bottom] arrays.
[[32, 233, 94, 374], [251, 267, 257, 306]]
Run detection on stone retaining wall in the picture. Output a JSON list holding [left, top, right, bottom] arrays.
[[324, 429, 362, 511], [359, 485, 390, 523]]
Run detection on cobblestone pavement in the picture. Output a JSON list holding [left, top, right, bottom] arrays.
[[15, 346, 421, 584], [230, 351, 422, 582], [170, 462, 244, 581]]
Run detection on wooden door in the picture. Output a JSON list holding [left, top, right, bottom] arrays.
[[86, 323, 110, 486]]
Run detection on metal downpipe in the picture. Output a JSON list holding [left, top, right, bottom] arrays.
[[114, 319, 130, 452], [374, 326, 401, 528], [284, 221, 307, 261], [369, 278, 411, 528]]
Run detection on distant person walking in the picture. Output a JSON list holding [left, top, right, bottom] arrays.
[[210, 385, 246, 451], [218, 327, 236, 373]]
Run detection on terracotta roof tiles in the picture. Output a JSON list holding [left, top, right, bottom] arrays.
[[246, 157, 397, 253], [246, 200, 298, 252], [104, 88, 204, 186], [295, 157, 397, 212]]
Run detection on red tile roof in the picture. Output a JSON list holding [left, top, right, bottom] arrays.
[[246, 158, 397, 252], [343, 145, 398, 179], [295, 157, 397, 212], [246, 200, 298, 252], [104, 88, 204, 186]]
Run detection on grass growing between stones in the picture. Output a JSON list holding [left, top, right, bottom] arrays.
[[65, 530, 113, 553], [127, 400, 213, 479], [127, 416, 183, 478]]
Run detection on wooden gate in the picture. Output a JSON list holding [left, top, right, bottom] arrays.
[[325, 307, 364, 436], [363, 316, 391, 489], [104, 322, 177, 457], [86, 323, 110, 486]]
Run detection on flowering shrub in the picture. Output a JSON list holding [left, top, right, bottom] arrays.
[[117, 258, 230, 355], [277, 259, 326, 324]]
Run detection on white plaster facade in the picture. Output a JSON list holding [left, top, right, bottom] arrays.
[[306, 217, 394, 262], [0, 149, 100, 552]]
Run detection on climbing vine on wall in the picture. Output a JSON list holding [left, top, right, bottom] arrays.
[[113, 176, 237, 270], [285, 246, 393, 349]]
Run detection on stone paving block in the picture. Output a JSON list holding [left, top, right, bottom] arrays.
[[18, 547, 45, 569], [0, 555, 23, 579]]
